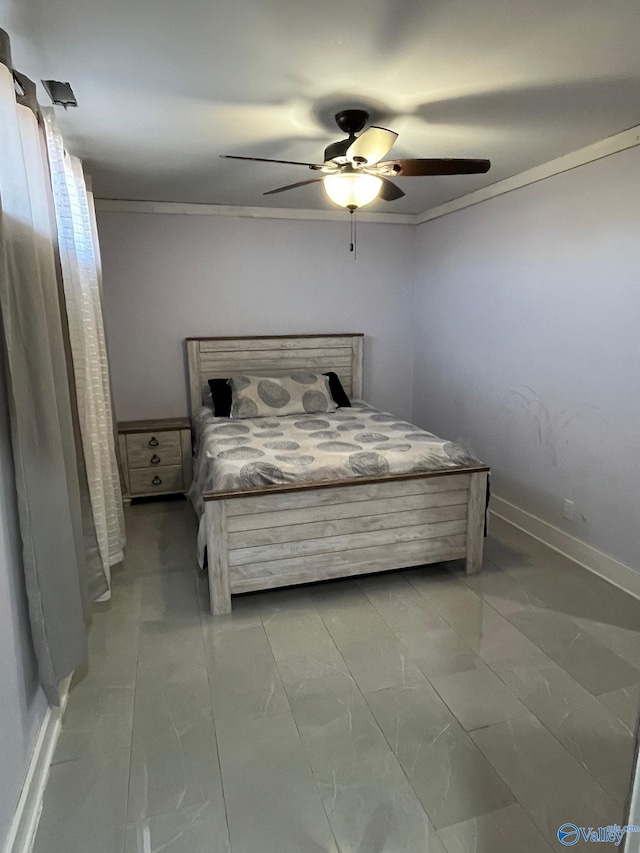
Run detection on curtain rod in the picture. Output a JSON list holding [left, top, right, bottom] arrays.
[[0, 28, 12, 71], [0, 29, 40, 118]]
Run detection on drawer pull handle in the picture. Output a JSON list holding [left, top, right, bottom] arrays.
[[148, 437, 159, 447], [152, 476, 162, 486], [150, 454, 161, 465]]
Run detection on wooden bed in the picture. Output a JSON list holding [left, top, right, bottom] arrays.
[[186, 334, 489, 615]]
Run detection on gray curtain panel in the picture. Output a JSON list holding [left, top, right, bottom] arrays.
[[0, 31, 106, 703], [17, 70, 107, 607]]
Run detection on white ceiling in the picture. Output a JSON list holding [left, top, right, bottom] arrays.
[[6, 0, 640, 214]]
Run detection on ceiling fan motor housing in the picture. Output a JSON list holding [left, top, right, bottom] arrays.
[[334, 109, 369, 135]]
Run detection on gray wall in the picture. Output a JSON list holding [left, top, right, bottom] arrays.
[[412, 145, 640, 571], [98, 149, 640, 576], [97, 213, 416, 422], [0, 332, 47, 847]]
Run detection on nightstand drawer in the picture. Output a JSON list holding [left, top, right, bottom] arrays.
[[129, 465, 184, 496], [126, 430, 181, 466], [127, 442, 182, 469]]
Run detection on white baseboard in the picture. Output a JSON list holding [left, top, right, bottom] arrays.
[[2, 675, 72, 853], [490, 495, 640, 602]]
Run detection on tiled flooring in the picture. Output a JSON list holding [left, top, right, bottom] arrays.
[[34, 498, 640, 853]]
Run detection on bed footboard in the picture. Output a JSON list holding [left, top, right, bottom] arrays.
[[203, 469, 488, 615]]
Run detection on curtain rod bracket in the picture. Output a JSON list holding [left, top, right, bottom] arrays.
[[42, 79, 78, 109]]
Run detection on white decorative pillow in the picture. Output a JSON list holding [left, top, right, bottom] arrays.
[[229, 372, 338, 418]]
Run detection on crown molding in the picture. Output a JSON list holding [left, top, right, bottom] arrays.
[[416, 123, 640, 225], [94, 198, 417, 225], [95, 124, 640, 227]]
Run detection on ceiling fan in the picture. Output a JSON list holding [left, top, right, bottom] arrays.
[[221, 108, 491, 210]]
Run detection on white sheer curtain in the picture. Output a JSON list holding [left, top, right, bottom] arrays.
[[43, 111, 125, 595]]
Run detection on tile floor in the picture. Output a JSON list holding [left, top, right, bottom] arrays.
[[34, 498, 640, 853]]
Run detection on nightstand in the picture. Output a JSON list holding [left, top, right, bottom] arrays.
[[118, 417, 192, 504]]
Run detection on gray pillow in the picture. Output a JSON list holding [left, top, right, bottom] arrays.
[[230, 372, 338, 419]]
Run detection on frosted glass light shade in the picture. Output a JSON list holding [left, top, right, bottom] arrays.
[[323, 173, 382, 209]]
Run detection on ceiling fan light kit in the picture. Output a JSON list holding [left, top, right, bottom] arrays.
[[323, 171, 383, 210]]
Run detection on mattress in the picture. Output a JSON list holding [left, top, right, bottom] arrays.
[[189, 402, 483, 563]]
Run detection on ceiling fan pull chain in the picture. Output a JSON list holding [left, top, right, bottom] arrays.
[[354, 211, 357, 260], [349, 209, 356, 257]]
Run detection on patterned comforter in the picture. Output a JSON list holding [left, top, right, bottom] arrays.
[[189, 403, 483, 564]]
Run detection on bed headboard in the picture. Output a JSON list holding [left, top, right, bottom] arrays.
[[185, 334, 364, 422]]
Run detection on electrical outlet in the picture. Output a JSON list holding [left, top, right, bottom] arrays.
[[562, 499, 575, 521]]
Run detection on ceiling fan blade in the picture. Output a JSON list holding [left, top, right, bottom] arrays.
[[324, 138, 351, 162], [221, 155, 325, 168], [346, 127, 398, 165], [263, 179, 322, 196], [379, 178, 405, 201], [384, 158, 491, 176]]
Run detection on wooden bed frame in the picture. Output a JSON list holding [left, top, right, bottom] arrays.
[[186, 334, 488, 615]]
